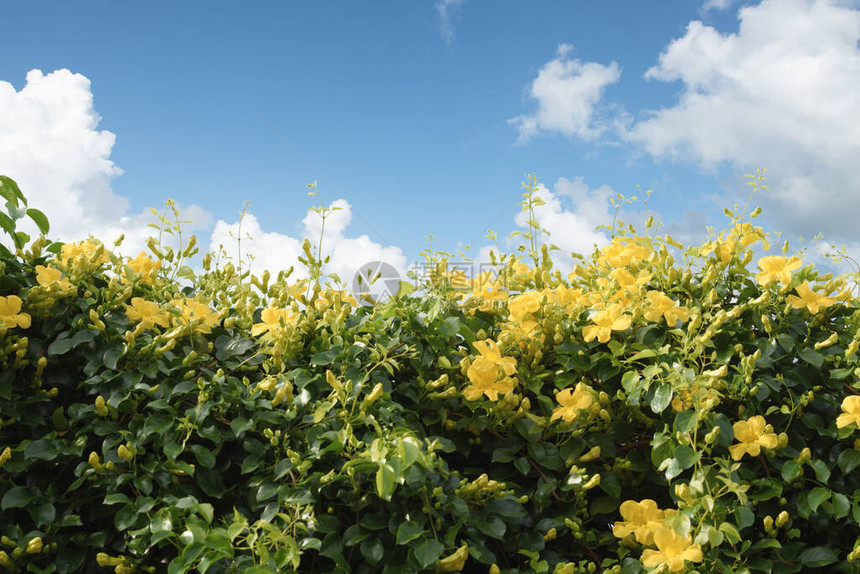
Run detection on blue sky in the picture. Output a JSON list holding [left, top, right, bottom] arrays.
[[2, 0, 859, 279]]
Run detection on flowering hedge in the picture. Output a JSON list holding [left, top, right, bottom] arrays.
[[1, 174, 860, 573]]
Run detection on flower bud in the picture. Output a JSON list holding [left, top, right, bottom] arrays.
[[775, 510, 789, 527], [117, 444, 134, 462], [578, 446, 601, 463], [582, 474, 601, 490], [26, 537, 42, 554], [763, 515, 774, 532], [544, 527, 557, 541], [365, 382, 383, 405], [95, 395, 108, 416]]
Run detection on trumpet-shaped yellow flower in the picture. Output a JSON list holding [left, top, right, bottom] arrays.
[[508, 291, 542, 323], [124, 251, 161, 284], [551, 382, 596, 424], [640, 526, 703, 572], [612, 499, 668, 545], [755, 255, 802, 286], [729, 415, 779, 460], [35, 265, 76, 295], [125, 298, 170, 330], [251, 307, 296, 337], [600, 238, 650, 268], [836, 395, 860, 429], [643, 291, 689, 326], [464, 340, 517, 401], [61, 239, 109, 266], [786, 281, 836, 314], [172, 297, 220, 333], [583, 304, 631, 343], [0, 295, 31, 329]]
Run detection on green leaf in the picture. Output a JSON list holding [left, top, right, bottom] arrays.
[[438, 317, 461, 339], [781, 461, 802, 482], [837, 449, 860, 474], [395, 521, 424, 545], [473, 512, 506, 540], [412, 539, 445, 569], [48, 334, 73, 356], [833, 493, 850, 519], [673, 410, 697, 433], [808, 459, 830, 484], [360, 537, 384, 565], [376, 463, 396, 500], [0, 176, 25, 207], [799, 348, 824, 369], [806, 487, 830, 513], [1, 486, 34, 509], [26, 208, 49, 234], [650, 383, 673, 414], [797, 546, 838, 568], [674, 445, 700, 470], [190, 444, 216, 469], [0, 212, 15, 236], [103, 345, 126, 370], [598, 472, 621, 499], [25, 438, 59, 460]]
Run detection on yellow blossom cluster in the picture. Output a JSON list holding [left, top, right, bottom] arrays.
[[550, 382, 597, 424], [729, 415, 778, 460], [124, 251, 162, 285], [613, 500, 702, 572], [251, 307, 297, 337], [463, 339, 517, 401]]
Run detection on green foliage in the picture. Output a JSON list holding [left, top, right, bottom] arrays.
[[0, 175, 860, 573]]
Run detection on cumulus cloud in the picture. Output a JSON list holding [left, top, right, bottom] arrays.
[[510, 45, 621, 143], [0, 69, 210, 254], [210, 199, 407, 286], [624, 0, 860, 241], [436, 0, 465, 45], [702, 0, 738, 11], [506, 177, 614, 272]]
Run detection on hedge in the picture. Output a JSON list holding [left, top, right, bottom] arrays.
[[0, 173, 859, 573]]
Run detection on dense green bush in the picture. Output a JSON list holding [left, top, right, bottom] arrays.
[[1, 174, 860, 573]]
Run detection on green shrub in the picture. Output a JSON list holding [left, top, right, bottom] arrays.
[[0, 174, 859, 573]]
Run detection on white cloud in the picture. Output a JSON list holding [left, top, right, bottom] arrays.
[[210, 199, 408, 287], [702, 0, 738, 11], [624, 0, 860, 241], [510, 45, 621, 143], [436, 0, 464, 45], [508, 177, 613, 272], [0, 69, 210, 254]]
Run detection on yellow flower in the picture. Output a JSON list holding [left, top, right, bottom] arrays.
[[35, 265, 76, 295], [642, 291, 689, 326], [464, 340, 517, 401], [0, 295, 31, 329], [251, 307, 295, 337], [0, 447, 11, 468], [786, 281, 836, 314], [583, 304, 631, 343], [125, 298, 170, 330], [437, 544, 468, 572], [124, 251, 161, 284], [172, 297, 220, 333], [836, 395, 860, 429], [729, 415, 779, 460], [61, 239, 109, 266], [508, 291, 542, 323], [755, 255, 802, 286], [640, 526, 703, 572], [551, 382, 596, 423], [612, 499, 667, 545]]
